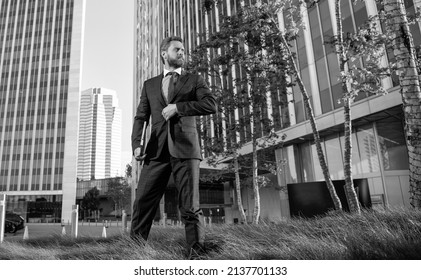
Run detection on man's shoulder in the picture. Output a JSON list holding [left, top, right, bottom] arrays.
[[145, 74, 162, 84]]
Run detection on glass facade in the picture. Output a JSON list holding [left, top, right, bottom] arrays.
[[0, 0, 85, 222], [7, 194, 62, 223], [277, 107, 409, 206]]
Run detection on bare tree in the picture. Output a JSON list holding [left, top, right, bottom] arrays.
[[333, 0, 361, 214]]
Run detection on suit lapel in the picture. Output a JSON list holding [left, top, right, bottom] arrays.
[[169, 71, 189, 103], [152, 74, 166, 107]]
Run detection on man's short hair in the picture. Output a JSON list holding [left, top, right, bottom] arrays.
[[160, 36, 183, 64]]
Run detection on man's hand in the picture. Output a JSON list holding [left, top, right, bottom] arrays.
[[134, 147, 146, 162], [162, 104, 178, 121]]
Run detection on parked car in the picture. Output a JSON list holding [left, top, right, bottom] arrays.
[[5, 211, 25, 230], [4, 219, 18, 233]]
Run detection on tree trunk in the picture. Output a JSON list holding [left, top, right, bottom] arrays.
[[384, 0, 421, 209], [278, 32, 343, 211], [250, 95, 261, 225], [234, 154, 247, 223], [335, 0, 361, 214], [343, 98, 361, 213], [252, 136, 260, 224]]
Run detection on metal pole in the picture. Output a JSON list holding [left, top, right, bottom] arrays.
[[0, 194, 6, 244], [71, 205, 79, 238], [122, 210, 127, 232]]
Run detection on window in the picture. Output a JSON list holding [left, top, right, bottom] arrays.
[[311, 142, 326, 181], [376, 117, 409, 171], [325, 135, 344, 179], [356, 125, 380, 173], [300, 142, 315, 182], [275, 146, 299, 186]]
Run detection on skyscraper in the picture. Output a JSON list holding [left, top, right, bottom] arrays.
[[134, 0, 420, 222], [0, 0, 85, 222], [77, 87, 122, 181]]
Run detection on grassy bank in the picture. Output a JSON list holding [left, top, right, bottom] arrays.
[[1, 208, 420, 260]]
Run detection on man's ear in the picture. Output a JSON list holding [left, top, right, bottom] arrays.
[[161, 51, 167, 61]]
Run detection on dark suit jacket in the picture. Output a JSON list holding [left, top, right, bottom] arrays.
[[131, 71, 217, 161]]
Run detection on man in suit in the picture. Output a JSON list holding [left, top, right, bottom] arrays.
[[131, 36, 217, 258]]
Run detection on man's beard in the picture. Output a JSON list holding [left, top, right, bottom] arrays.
[[168, 56, 184, 68]]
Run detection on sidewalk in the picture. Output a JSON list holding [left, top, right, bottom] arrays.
[[2, 222, 131, 242]]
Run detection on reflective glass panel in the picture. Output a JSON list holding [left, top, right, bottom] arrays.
[[356, 125, 380, 173], [376, 117, 409, 170], [325, 135, 344, 179]]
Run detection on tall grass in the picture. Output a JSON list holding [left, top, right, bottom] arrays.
[[1, 208, 420, 260]]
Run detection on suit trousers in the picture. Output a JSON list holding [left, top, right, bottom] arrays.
[[131, 156, 204, 250]]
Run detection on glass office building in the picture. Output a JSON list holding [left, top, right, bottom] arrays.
[[134, 0, 419, 222], [0, 0, 85, 223]]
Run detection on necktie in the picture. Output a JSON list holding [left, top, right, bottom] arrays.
[[166, 72, 178, 103]]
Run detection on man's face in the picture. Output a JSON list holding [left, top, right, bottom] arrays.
[[164, 40, 185, 68]]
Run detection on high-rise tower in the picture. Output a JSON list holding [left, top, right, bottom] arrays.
[[77, 87, 122, 181], [0, 0, 85, 222]]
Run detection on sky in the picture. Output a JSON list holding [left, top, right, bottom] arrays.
[[81, 0, 135, 175]]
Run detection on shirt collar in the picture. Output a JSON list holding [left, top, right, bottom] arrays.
[[163, 68, 182, 77]]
